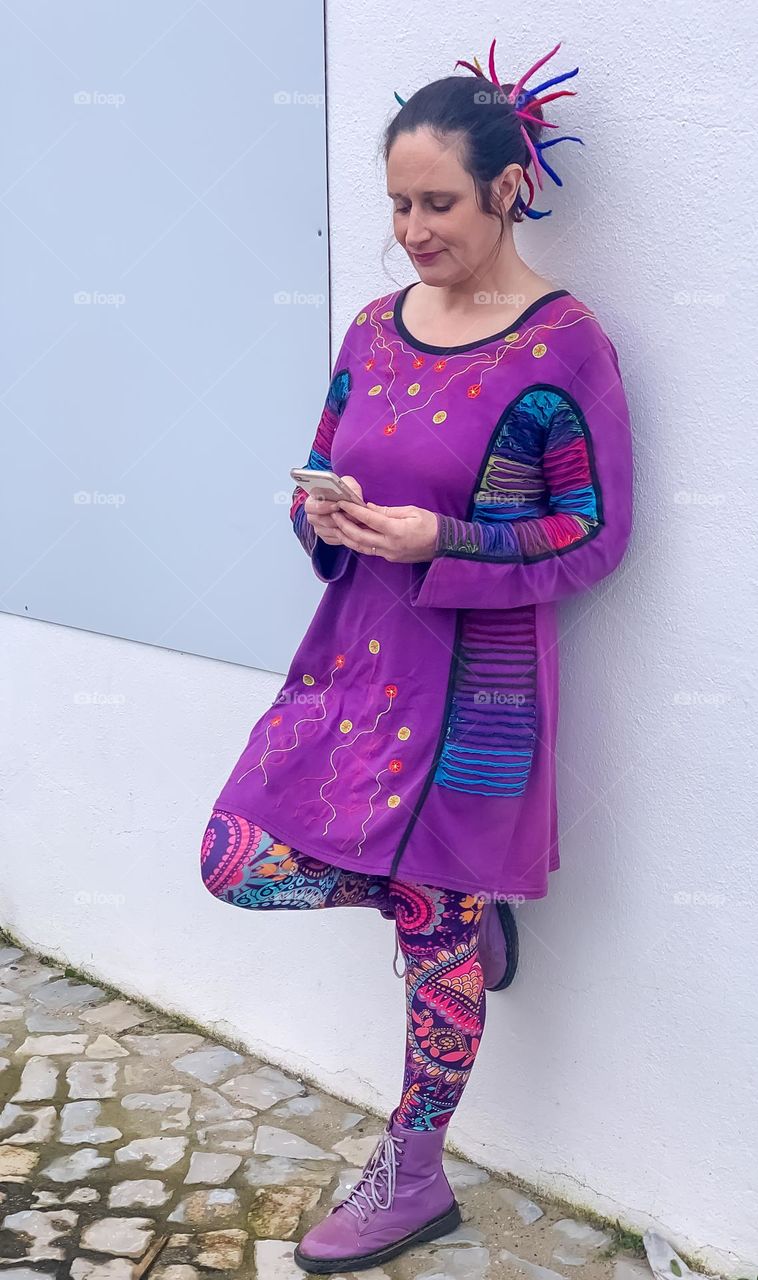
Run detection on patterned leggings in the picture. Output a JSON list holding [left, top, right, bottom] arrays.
[[200, 809, 487, 1133]]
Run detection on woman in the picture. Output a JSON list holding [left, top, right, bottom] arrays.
[[200, 39, 634, 1274]]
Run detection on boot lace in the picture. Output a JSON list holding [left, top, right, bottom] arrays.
[[338, 1127, 406, 1222]]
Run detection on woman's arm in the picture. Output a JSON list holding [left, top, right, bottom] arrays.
[[290, 340, 354, 583], [409, 339, 634, 610]]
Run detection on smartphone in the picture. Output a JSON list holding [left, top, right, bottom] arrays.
[[290, 467, 367, 506]]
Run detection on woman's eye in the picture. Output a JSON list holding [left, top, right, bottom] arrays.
[[394, 205, 452, 214]]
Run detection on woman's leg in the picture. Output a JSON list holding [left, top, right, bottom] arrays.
[[202, 810, 486, 1128], [389, 880, 487, 1132], [295, 878, 487, 1268], [200, 808, 394, 918]]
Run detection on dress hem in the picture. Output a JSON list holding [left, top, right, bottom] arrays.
[[208, 799, 559, 901]]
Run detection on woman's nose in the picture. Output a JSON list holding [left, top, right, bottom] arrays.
[[405, 208, 430, 247]]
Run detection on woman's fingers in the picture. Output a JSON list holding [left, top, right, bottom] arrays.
[[332, 509, 387, 554], [339, 474, 364, 502]]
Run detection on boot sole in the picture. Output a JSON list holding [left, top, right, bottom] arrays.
[[293, 1198, 462, 1273], [485, 901, 519, 991]]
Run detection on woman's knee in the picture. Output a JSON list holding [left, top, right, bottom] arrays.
[[199, 809, 327, 910], [200, 809, 281, 907]]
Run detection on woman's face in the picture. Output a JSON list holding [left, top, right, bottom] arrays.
[[387, 126, 522, 282]]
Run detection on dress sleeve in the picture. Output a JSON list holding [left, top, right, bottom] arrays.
[[290, 333, 354, 583], [409, 338, 634, 610]]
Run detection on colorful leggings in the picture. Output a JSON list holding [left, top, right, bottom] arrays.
[[200, 809, 487, 1133]]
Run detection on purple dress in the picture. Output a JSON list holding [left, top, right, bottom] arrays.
[[212, 284, 634, 899]]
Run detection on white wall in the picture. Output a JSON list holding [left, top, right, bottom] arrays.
[[2, 2, 756, 1273]]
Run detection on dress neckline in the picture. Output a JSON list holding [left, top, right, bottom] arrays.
[[392, 281, 571, 355]]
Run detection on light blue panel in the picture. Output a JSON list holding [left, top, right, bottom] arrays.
[[0, 0, 332, 673]]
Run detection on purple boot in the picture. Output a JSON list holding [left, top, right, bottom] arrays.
[[478, 900, 520, 991], [293, 1107, 461, 1273]]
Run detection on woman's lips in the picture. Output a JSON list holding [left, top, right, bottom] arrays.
[[413, 250, 444, 263]]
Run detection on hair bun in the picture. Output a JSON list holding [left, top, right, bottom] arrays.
[[452, 38, 583, 219]]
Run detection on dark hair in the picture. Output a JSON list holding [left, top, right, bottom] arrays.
[[381, 74, 544, 264]]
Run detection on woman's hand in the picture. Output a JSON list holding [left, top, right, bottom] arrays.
[[331, 495, 439, 563]]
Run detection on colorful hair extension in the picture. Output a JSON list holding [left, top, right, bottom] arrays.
[[394, 39, 584, 219]]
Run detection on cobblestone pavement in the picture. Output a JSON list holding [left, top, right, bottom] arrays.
[[0, 940, 651, 1280]]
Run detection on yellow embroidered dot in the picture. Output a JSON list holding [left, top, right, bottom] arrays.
[[407, 382, 421, 396], [340, 719, 353, 733], [356, 312, 367, 325], [432, 411, 447, 424], [387, 795, 401, 808], [505, 331, 520, 342], [532, 343, 548, 358], [397, 726, 411, 740], [302, 674, 315, 685], [368, 384, 382, 396], [381, 310, 393, 319], [368, 639, 380, 653]]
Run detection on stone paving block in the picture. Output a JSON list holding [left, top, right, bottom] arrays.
[[71, 1260, 137, 1279], [11, 1057, 60, 1102], [1, 1207, 78, 1260], [30, 979, 108, 1012], [79, 1217, 155, 1257]]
